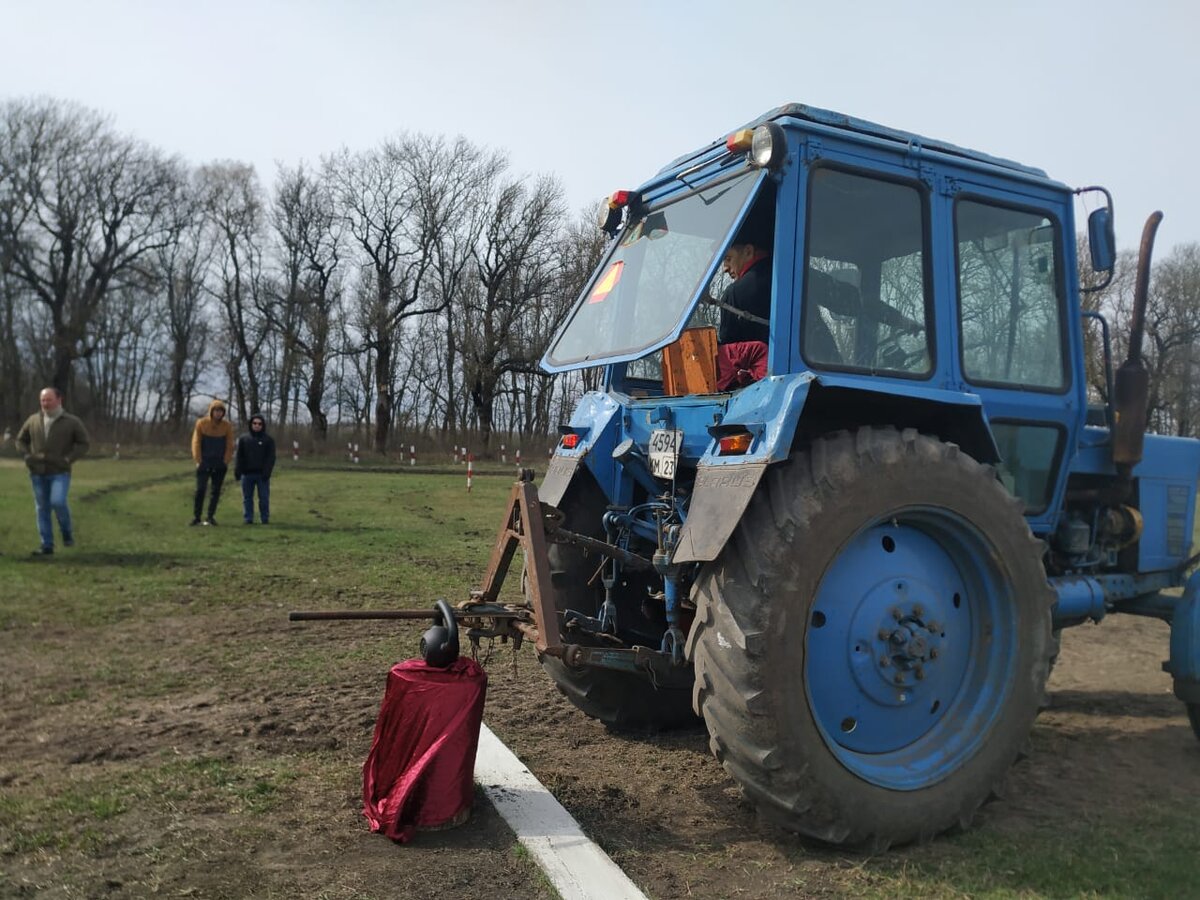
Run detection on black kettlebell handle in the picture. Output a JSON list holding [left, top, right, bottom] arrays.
[[434, 598, 458, 648], [419, 599, 460, 667]]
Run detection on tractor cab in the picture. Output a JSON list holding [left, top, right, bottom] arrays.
[[542, 104, 1101, 529]]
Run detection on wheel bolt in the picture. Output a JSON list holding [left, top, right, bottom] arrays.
[[928, 621, 941, 633], [893, 673, 905, 684], [879, 656, 891, 667], [891, 607, 903, 621], [913, 604, 924, 617], [878, 627, 891, 640], [929, 648, 939, 659], [915, 666, 925, 680]]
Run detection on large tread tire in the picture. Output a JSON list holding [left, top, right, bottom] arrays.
[[541, 656, 698, 731], [687, 427, 1052, 849], [1188, 704, 1200, 741], [531, 484, 699, 731]]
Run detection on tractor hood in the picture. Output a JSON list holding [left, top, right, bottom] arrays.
[[541, 163, 767, 374]]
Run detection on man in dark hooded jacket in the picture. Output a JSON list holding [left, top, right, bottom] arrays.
[[234, 413, 276, 524]]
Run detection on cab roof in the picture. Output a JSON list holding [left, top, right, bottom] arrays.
[[659, 102, 1048, 180]]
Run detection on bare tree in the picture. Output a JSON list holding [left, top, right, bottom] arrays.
[[0, 98, 185, 395], [199, 161, 268, 421], [270, 163, 345, 441], [147, 177, 212, 430], [460, 173, 566, 451], [329, 134, 489, 453]]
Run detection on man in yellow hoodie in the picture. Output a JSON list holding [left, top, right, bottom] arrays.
[[191, 399, 235, 526]]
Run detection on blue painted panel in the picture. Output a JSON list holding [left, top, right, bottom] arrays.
[[1169, 574, 1200, 700], [1069, 429, 1200, 572]]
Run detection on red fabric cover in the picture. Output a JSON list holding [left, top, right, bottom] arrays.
[[716, 340, 768, 390], [362, 656, 487, 843]]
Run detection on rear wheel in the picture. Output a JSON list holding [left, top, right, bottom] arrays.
[[1188, 704, 1200, 740], [688, 427, 1052, 848], [530, 484, 698, 731]]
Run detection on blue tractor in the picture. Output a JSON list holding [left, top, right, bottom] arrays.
[[516, 103, 1200, 849]]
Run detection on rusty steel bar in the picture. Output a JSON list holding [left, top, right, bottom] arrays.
[[517, 479, 562, 653], [550, 529, 654, 571], [290, 609, 448, 622], [288, 604, 526, 623]]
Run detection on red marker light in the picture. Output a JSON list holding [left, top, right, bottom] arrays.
[[561, 433, 581, 449]]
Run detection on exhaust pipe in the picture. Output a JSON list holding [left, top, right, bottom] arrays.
[[1112, 211, 1164, 479]]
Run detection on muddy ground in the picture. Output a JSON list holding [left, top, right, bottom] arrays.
[[2, 597, 1198, 899]]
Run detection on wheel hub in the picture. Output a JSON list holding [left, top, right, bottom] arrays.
[[806, 523, 973, 758]]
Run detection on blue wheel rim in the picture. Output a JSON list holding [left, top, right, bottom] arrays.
[[804, 509, 1017, 790]]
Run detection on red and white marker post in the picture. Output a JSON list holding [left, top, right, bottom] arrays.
[[466, 453, 474, 492]]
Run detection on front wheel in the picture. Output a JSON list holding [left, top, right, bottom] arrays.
[[688, 428, 1052, 848], [528, 482, 698, 731]]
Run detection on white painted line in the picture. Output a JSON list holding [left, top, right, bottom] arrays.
[[474, 723, 649, 900]]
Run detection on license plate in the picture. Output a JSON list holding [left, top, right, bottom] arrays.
[[648, 429, 683, 479]]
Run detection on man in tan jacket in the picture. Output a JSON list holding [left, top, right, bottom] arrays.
[[190, 399, 235, 526], [16, 387, 91, 555]]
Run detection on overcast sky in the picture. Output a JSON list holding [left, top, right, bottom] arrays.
[[2, 0, 1196, 253]]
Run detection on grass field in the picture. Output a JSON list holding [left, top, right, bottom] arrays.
[[1, 457, 1198, 899]]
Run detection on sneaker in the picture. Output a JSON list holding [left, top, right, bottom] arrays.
[[204, 518, 217, 526], [31, 546, 53, 556], [189, 518, 201, 526], [260, 520, 269, 525], [62, 534, 74, 547], [243, 520, 253, 525]]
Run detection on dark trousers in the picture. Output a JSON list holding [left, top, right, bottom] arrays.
[[241, 474, 270, 523], [194, 463, 227, 520]]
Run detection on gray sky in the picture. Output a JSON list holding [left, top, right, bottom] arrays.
[[2, 0, 1196, 253]]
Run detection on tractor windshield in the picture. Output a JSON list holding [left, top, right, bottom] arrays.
[[544, 170, 763, 370]]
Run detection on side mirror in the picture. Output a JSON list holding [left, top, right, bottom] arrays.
[[1077, 185, 1116, 293], [1088, 207, 1116, 273]]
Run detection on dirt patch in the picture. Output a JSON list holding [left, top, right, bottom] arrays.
[[2, 599, 1198, 898]]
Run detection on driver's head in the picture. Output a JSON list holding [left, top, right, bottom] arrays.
[[722, 238, 769, 279], [722, 209, 771, 279]]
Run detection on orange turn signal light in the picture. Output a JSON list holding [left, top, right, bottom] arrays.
[[726, 129, 754, 153], [561, 433, 581, 449], [717, 432, 753, 455]]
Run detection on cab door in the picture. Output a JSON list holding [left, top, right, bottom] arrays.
[[947, 183, 1084, 533]]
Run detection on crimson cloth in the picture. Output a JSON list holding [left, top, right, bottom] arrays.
[[362, 657, 487, 843], [716, 340, 768, 391]]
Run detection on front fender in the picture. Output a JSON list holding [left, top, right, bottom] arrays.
[[672, 375, 1001, 564]]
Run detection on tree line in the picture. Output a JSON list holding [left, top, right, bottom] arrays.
[[3, 97, 1200, 454], [0, 97, 607, 454]]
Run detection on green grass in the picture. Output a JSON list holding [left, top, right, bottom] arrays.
[[857, 804, 1200, 899]]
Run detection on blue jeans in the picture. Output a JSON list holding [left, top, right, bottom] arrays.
[[241, 474, 270, 523], [30, 473, 72, 549]]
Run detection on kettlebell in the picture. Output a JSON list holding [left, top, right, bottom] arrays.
[[420, 599, 460, 667]]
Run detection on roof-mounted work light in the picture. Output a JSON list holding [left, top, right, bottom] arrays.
[[726, 123, 787, 170], [599, 189, 641, 237]]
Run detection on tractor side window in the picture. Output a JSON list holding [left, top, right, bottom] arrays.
[[991, 422, 1062, 513], [801, 169, 931, 375], [956, 201, 1066, 390]]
